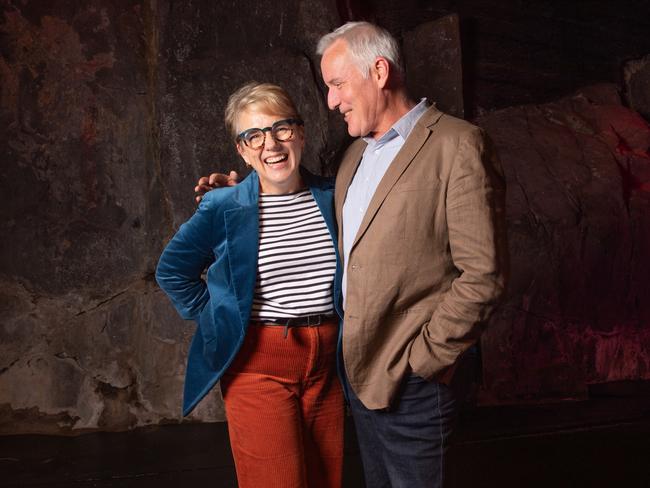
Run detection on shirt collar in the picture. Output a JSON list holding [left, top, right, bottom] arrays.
[[363, 98, 429, 147]]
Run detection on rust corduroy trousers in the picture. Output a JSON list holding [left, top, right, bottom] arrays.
[[220, 319, 344, 488]]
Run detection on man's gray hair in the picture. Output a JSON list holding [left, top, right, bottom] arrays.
[[316, 21, 404, 79]]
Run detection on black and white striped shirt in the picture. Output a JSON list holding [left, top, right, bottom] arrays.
[[250, 190, 336, 321]]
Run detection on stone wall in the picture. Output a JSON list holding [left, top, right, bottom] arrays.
[[478, 84, 650, 402], [341, 0, 650, 115], [0, 0, 343, 434]]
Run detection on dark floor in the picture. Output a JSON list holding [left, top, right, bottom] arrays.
[[2, 386, 650, 487]]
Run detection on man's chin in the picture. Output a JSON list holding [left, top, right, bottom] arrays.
[[346, 126, 361, 138]]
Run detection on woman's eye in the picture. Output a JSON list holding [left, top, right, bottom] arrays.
[[248, 133, 263, 145]]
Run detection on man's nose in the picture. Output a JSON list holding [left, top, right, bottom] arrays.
[[327, 89, 339, 111]]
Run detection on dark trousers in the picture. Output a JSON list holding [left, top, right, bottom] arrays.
[[347, 373, 458, 488]]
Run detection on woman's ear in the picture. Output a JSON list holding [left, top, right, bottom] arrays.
[[236, 143, 251, 166]]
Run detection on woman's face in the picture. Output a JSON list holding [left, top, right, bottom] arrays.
[[236, 109, 304, 194]]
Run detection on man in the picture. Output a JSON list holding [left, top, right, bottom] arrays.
[[197, 21, 507, 488]]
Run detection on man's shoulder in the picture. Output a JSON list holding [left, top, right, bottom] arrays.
[[420, 106, 482, 139]]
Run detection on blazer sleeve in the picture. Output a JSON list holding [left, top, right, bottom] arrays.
[[155, 195, 222, 321], [410, 127, 508, 378]]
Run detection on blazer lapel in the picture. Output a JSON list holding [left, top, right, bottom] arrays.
[[308, 174, 344, 318], [350, 106, 443, 251], [224, 172, 260, 328], [310, 184, 337, 245]]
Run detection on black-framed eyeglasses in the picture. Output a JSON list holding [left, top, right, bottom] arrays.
[[236, 118, 304, 149]]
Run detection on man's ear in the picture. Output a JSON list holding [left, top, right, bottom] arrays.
[[373, 57, 390, 88]]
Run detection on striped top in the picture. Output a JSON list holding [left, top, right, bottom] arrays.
[[250, 189, 337, 321]]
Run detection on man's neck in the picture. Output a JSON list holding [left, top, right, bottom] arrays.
[[371, 91, 417, 140]]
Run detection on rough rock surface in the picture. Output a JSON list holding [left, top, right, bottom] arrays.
[[2, 0, 649, 435], [364, 1, 650, 114], [403, 14, 464, 118], [0, 0, 342, 434], [625, 54, 650, 123], [154, 0, 343, 227], [478, 84, 650, 403], [0, 1, 467, 434]]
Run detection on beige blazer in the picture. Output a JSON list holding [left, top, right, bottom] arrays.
[[335, 105, 508, 409]]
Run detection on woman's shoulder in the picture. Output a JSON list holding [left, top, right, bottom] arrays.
[[200, 171, 258, 209], [300, 167, 335, 191]]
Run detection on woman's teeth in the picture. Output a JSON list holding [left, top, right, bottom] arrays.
[[264, 154, 288, 165]]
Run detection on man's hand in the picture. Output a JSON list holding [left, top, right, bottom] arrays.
[[194, 170, 240, 203]]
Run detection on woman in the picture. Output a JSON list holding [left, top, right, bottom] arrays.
[[156, 82, 343, 488]]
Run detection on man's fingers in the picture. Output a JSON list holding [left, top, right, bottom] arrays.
[[208, 173, 231, 187], [228, 170, 240, 185], [194, 171, 241, 204]]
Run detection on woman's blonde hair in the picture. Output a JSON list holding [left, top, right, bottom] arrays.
[[225, 82, 301, 140]]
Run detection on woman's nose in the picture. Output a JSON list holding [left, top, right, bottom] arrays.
[[263, 131, 281, 149]]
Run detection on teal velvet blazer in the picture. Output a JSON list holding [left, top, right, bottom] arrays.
[[156, 168, 342, 415]]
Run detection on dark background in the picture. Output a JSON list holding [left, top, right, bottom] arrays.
[[1, 0, 649, 435]]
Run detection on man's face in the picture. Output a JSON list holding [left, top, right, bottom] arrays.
[[320, 39, 381, 138]]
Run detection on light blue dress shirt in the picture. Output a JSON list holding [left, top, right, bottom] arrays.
[[341, 99, 429, 308]]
